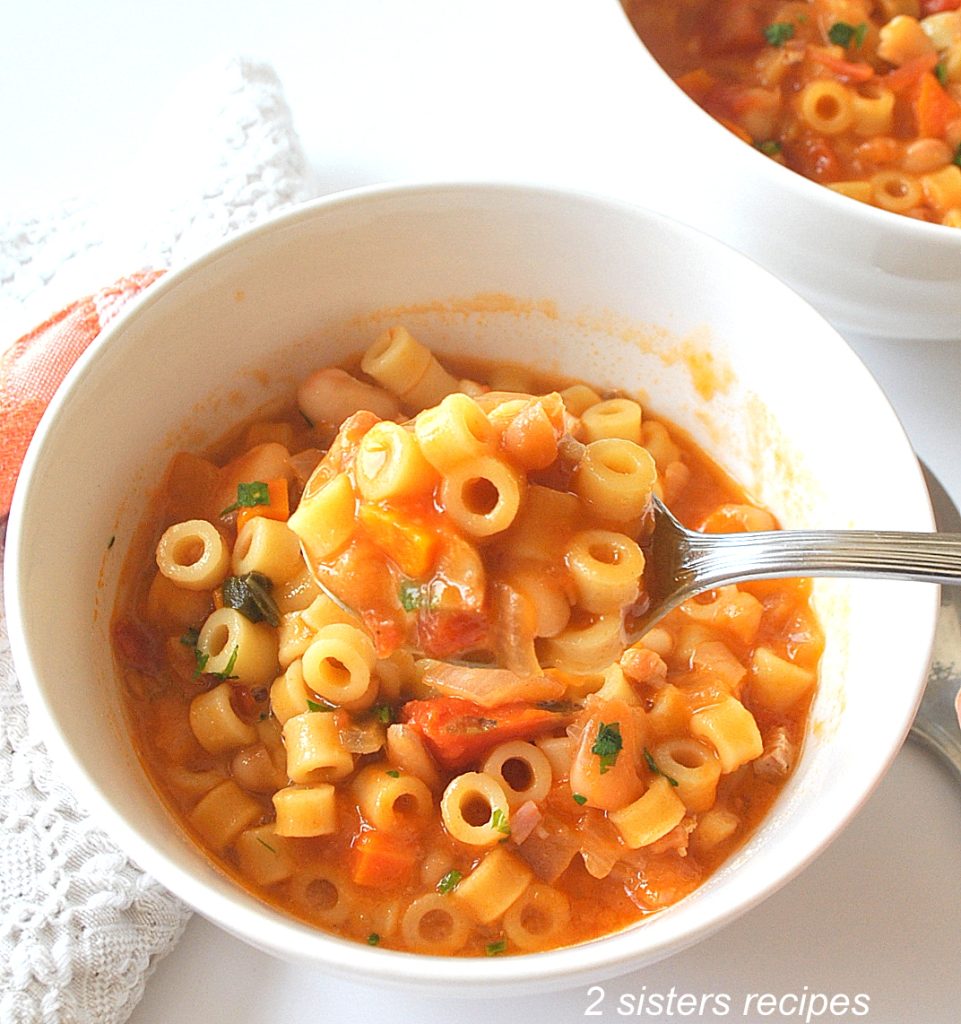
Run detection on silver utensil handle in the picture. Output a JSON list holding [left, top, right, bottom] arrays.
[[689, 530, 961, 588]]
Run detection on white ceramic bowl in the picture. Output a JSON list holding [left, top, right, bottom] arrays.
[[611, 2, 961, 342], [5, 183, 937, 994]]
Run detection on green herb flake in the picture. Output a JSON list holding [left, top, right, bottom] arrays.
[[591, 721, 623, 775], [398, 579, 423, 612], [306, 698, 332, 713], [374, 703, 393, 725], [491, 808, 511, 836], [485, 940, 507, 957], [936, 61, 949, 86], [764, 22, 794, 46], [757, 139, 782, 156], [107, 535, 116, 549], [180, 627, 200, 647], [644, 747, 680, 787], [436, 869, 463, 894], [386, 769, 400, 778], [220, 480, 271, 517], [367, 933, 381, 946], [212, 646, 239, 681], [221, 571, 281, 627], [193, 649, 210, 677], [255, 836, 277, 854], [572, 792, 588, 806]]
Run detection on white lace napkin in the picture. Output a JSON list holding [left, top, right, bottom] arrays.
[[0, 57, 314, 1024]]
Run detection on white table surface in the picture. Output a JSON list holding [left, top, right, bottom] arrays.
[[3, 2, 960, 1021]]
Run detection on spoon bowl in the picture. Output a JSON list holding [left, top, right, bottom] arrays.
[[633, 494, 961, 644]]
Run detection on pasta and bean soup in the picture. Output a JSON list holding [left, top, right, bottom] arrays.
[[113, 327, 823, 956], [625, 0, 961, 225]]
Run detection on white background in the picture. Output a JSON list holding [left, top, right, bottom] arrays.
[[2, 2, 960, 1021]]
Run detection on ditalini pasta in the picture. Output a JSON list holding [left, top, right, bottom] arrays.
[[625, 0, 961, 226], [112, 326, 823, 956]]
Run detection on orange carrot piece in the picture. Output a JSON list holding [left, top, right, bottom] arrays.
[[913, 71, 961, 138], [350, 829, 417, 888], [235, 478, 289, 531], [358, 502, 439, 578]]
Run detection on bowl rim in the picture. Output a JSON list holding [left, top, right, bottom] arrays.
[[3, 179, 939, 989]]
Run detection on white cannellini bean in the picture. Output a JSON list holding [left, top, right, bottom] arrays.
[[297, 368, 401, 426]]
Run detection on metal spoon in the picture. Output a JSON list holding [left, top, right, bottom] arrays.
[[909, 464, 961, 784], [633, 493, 961, 642]]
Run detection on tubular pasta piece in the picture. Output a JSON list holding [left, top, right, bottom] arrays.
[[156, 519, 230, 591], [452, 845, 533, 924], [690, 695, 763, 774], [482, 740, 553, 809], [503, 883, 571, 951], [189, 683, 257, 755], [273, 784, 338, 838], [189, 780, 262, 851], [609, 776, 686, 849], [401, 893, 472, 954], [197, 606, 279, 687]]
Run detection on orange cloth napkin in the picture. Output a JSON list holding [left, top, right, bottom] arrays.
[[0, 269, 165, 517]]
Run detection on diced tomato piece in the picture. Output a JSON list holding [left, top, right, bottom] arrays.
[[787, 133, 842, 181], [883, 53, 940, 94], [402, 696, 566, 770], [416, 607, 489, 659], [112, 618, 163, 674], [922, 0, 961, 15], [807, 46, 875, 83], [703, 0, 764, 54]]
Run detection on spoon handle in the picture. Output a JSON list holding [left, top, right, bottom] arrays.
[[687, 530, 961, 589]]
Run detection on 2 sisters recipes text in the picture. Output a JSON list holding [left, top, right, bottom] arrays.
[[112, 326, 823, 956], [625, 0, 961, 225]]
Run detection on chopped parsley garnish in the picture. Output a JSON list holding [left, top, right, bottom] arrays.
[[193, 649, 209, 677], [367, 933, 380, 946], [255, 836, 277, 854], [485, 940, 507, 957], [764, 22, 794, 46], [306, 698, 333, 713], [828, 21, 866, 48], [644, 748, 680, 787], [107, 535, 116, 549], [572, 793, 588, 806], [398, 579, 424, 612], [757, 139, 782, 156], [954, 143, 961, 168], [220, 480, 271, 517], [180, 627, 200, 647], [491, 808, 511, 835], [936, 61, 949, 86], [385, 769, 400, 778], [221, 571, 280, 627], [212, 646, 239, 681], [373, 703, 393, 725], [591, 721, 623, 775], [436, 869, 463, 894]]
